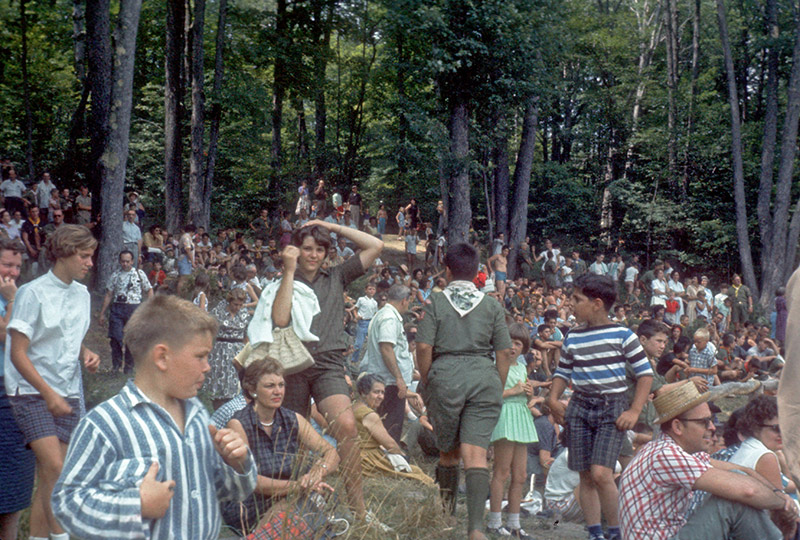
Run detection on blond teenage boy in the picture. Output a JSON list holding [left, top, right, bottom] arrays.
[[53, 295, 257, 540], [4, 225, 100, 540]]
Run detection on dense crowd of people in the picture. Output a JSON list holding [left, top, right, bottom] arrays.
[[0, 165, 797, 540]]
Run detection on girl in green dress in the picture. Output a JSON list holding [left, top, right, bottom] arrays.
[[487, 323, 542, 540]]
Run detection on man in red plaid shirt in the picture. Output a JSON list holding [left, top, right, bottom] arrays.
[[619, 383, 797, 539]]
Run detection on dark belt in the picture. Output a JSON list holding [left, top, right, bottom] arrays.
[[216, 337, 244, 343]]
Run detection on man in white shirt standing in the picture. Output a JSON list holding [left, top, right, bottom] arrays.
[[0, 168, 26, 217], [361, 284, 421, 444], [35, 172, 56, 223], [98, 250, 153, 373], [589, 253, 608, 276], [350, 283, 377, 366], [4, 225, 100, 540], [121, 209, 142, 267]]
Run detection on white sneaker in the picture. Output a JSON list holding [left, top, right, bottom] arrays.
[[364, 509, 393, 532]]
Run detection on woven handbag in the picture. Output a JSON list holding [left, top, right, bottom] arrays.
[[235, 327, 315, 375]]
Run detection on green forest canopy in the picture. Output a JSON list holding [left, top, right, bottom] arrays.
[[2, 0, 800, 302]]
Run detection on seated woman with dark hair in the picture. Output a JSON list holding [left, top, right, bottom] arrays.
[[352, 374, 434, 485], [730, 395, 796, 495], [222, 359, 339, 532]]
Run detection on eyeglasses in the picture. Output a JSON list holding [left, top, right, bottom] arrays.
[[679, 416, 714, 427], [760, 423, 781, 434]]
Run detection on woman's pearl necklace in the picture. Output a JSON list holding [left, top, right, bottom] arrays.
[[260, 419, 274, 428]]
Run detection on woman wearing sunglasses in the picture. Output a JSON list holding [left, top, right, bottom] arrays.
[[729, 395, 795, 495]]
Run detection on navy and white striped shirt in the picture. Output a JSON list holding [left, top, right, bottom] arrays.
[[53, 380, 258, 540], [554, 324, 652, 395]]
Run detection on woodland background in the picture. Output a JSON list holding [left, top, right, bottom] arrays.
[[2, 0, 800, 308]]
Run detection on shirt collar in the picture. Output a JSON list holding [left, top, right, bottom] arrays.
[[121, 380, 204, 426], [47, 270, 71, 289]]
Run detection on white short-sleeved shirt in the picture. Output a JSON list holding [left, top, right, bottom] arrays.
[[362, 303, 413, 385], [625, 266, 639, 283], [355, 295, 378, 320], [4, 271, 91, 397], [0, 179, 25, 198], [121, 221, 142, 244]]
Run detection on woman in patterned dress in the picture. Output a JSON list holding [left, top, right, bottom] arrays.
[[207, 288, 251, 409]]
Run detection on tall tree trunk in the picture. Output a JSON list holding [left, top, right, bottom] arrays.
[[600, 140, 615, 246], [395, 31, 409, 181], [312, 0, 334, 174], [20, 0, 35, 180], [492, 110, 510, 239], [188, 0, 207, 228], [86, 0, 111, 214], [624, 0, 662, 179], [57, 82, 90, 185], [507, 97, 538, 280], [663, 0, 679, 193], [716, 0, 758, 293], [204, 0, 227, 228], [756, 0, 779, 269], [681, 0, 701, 193], [294, 93, 308, 161], [73, 0, 86, 83], [446, 101, 471, 245], [766, 6, 800, 299], [98, 0, 143, 287], [165, 0, 185, 233], [271, 0, 287, 169]]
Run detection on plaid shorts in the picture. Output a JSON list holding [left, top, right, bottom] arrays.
[[8, 393, 81, 445], [564, 392, 628, 471], [282, 351, 351, 417]]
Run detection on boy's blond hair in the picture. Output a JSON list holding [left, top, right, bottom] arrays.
[[45, 224, 98, 262], [124, 295, 218, 362], [693, 327, 710, 341]]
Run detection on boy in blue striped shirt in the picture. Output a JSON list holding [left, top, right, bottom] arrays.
[[546, 274, 652, 540], [53, 295, 258, 540]]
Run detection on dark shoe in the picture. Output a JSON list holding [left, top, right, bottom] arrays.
[[508, 528, 535, 540], [486, 525, 512, 537]]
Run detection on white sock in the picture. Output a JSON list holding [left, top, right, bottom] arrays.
[[50, 534, 70, 540], [30, 537, 48, 540], [506, 512, 521, 529], [487, 511, 502, 528]]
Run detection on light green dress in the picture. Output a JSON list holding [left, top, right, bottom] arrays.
[[491, 363, 539, 444]]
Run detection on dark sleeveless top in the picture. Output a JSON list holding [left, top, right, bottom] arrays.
[[221, 405, 300, 530]]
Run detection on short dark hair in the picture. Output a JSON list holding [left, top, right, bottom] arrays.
[[119, 249, 134, 261], [444, 243, 479, 281], [722, 333, 736, 347], [356, 373, 384, 397], [507, 322, 530, 354], [574, 273, 617, 311], [673, 336, 692, 354], [292, 224, 332, 251], [736, 395, 778, 439], [637, 319, 669, 339], [543, 309, 558, 322]]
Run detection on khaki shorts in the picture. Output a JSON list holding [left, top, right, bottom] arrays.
[[424, 356, 502, 453]]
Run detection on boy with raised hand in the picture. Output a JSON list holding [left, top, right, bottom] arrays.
[[53, 295, 257, 540], [546, 274, 652, 540], [4, 225, 100, 540]]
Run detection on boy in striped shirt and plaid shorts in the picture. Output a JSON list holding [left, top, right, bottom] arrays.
[[546, 274, 653, 540]]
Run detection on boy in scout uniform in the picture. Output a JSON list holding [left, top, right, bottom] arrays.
[[417, 242, 514, 540]]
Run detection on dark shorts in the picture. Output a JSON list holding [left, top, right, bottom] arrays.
[[730, 303, 748, 324], [8, 393, 81, 445], [0, 381, 35, 512], [564, 392, 628, 471], [424, 355, 502, 453], [282, 351, 351, 417]]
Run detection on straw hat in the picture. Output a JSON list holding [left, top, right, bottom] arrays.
[[653, 380, 713, 425]]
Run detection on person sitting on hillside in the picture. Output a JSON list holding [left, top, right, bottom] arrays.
[[351, 374, 433, 486]]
